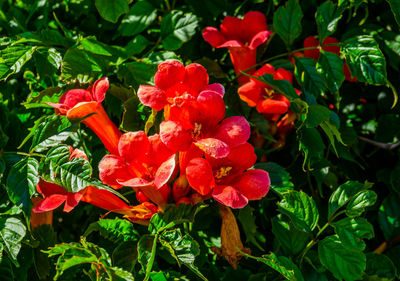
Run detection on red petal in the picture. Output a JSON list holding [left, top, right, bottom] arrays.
[[159, 121, 192, 152], [36, 179, 67, 197], [197, 90, 225, 128], [154, 60, 185, 90], [243, 11, 268, 41], [249, 30, 272, 50], [64, 191, 84, 212], [274, 68, 293, 83], [194, 138, 230, 159], [238, 80, 262, 107], [154, 155, 176, 189], [227, 143, 257, 170], [69, 148, 88, 161], [118, 131, 150, 163], [81, 186, 130, 211], [183, 63, 209, 96], [148, 134, 175, 168], [186, 158, 215, 195], [47, 102, 69, 115], [137, 85, 167, 111], [213, 116, 251, 148], [303, 36, 320, 60], [322, 37, 340, 55], [91, 77, 109, 103], [256, 99, 289, 114], [60, 89, 92, 108], [99, 155, 132, 188], [118, 178, 153, 188], [212, 185, 248, 209], [218, 40, 244, 48], [202, 27, 226, 47], [204, 83, 225, 97], [235, 169, 270, 200], [220, 16, 244, 42], [158, 184, 171, 202], [228, 47, 256, 84], [33, 194, 67, 213], [178, 144, 204, 175]]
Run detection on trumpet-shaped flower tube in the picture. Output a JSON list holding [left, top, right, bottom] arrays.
[[202, 11, 272, 84], [48, 78, 121, 154]]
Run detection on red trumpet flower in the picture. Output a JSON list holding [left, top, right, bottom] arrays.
[[48, 78, 121, 155], [185, 143, 270, 209], [98, 131, 176, 207], [202, 11, 272, 84], [303, 36, 357, 82]]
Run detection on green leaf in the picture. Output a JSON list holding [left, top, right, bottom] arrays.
[[0, 45, 37, 80], [161, 11, 198, 50], [332, 217, 374, 250], [95, 0, 129, 23], [271, 215, 311, 256], [22, 86, 63, 109], [387, 0, 400, 27], [145, 109, 157, 134], [294, 57, 327, 96], [315, 1, 344, 41], [137, 234, 156, 273], [159, 229, 206, 281], [273, 0, 303, 47], [120, 95, 148, 132], [118, 1, 157, 36], [378, 194, 400, 241], [6, 157, 39, 215], [238, 206, 264, 251], [0, 256, 14, 281], [328, 181, 367, 218], [32, 225, 57, 280], [318, 236, 366, 281], [365, 252, 397, 280], [257, 73, 299, 100], [34, 47, 62, 78], [345, 190, 377, 217], [112, 241, 137, 271], [253, 162, 294, 195], [118, 61, 157, 85], [341, 35, 387, 85], [108, 266, 135, 281], [241, 251, 297, 280], [317, 51, 345, 93], [79, 37, 126, 59], [305, 104, 331, 128], [125, 35, 149, 56], [0, 217, 26, 266], [299, 128, 325, 168], [277, 191, 319, 232], [84, 218, 140, 243], [148, 203, 206, 234], [30, 115, 75, 153], [40, 144, 94, 193]]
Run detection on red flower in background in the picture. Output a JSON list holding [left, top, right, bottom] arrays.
[[202, 11, 272, 84], [185, 143, 270, 208], [303, 36, 357, 82], [48, 78, 121, 155], [99, 131, 175, 207]]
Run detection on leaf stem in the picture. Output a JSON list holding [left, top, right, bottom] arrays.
[[144, 234, 158, 281], [2, 151, 45, 158]]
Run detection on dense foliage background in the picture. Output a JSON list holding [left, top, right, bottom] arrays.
[[1, 0, 400, 280]]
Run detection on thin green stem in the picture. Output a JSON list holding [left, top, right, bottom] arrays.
[[2, 151, 45, 158], [144, 234, 158, 281]]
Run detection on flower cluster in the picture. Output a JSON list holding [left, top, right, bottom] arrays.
[[37, 61, 271, 226]]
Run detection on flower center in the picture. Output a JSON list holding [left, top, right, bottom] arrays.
[[192, 123, 202, 139], [214, 166, 233, 179], [263, 87, 274, 98]]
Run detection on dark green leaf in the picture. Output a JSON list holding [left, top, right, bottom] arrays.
[[84, 218, 140, 243], [137, 234, 155, 272], [253, 162, 294, 195], [118, 1, 157, 36], [112, 241, 137, 271], [318, 236, 366, 281], [299, 128, 325, 168], [328, 181, 367, 218], [22, 87, 63, 109], [108, 266, 135, 281], [121, 95, 148, 132], [378, 194, 400, 241], [0, 45, 37, 80], [161, 11, 198, 50], [316, 1, 344, 41], [6, 157, 39, 215], [32, 225, 57, 280], [125, 35, 149, 56], [387, 0, 400, 27], [273, 0, 303, 47], [271, 215, 311, 256], [364, 252, 397, 280], [345, 190, 377, 217], [305, 104, 331, 128], [159, 229, 206, 281], [0, 217, 26, 265], [332, 217, 374, 250], [238, 206, 264, 251], [95, 0, 129, 23], [341, 36, 387, 85], [118, 61, 157, 85], [257, 73, 299, 100], [295, 57, 327, 96], [41, 145, 94, 193], [317, 51, 345, 92], [277, 191, 319, 232]]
